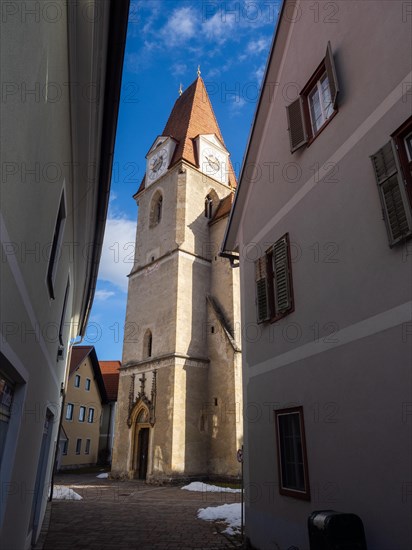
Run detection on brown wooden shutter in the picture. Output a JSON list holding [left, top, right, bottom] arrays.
[[286, 97, 307, 153], [272, 236, 292, 314], [371, 141, 412, 246], [325, 41, 339, 109], [255, 256, 270, 323]]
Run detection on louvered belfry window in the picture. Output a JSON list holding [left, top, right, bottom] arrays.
[[371, 140, 412, 246], [255, 234, 294, 323]]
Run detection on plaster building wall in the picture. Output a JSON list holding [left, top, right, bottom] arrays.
[[0, 8, 74, 549], [61, 357, 103, 468], [223, 1, 412, 548], [0, 2, 128, 547]]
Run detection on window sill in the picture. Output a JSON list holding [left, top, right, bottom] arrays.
[[270, 305, 294, 324], [279, 487, 311, 501]]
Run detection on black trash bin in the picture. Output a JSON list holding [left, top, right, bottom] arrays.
[[308, 510, 367, 550]]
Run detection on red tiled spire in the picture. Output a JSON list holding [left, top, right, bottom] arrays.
[[136, 77, 237, 194]]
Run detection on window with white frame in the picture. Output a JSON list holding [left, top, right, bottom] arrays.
[[286, 42, 339, 152], [308, 73, 334, 134], [79, 406, 86, 422], [87, 408, 94, 423], [85, 378, 91, 391], [74, 375, 80, 388], [65, 403, 74, 421], [275, 407, 310, 500]]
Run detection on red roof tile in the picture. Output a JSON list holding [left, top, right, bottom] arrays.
[[210, 193, 234, 224], [69, 345, 94, 376], [99, 361, 121, 401], [68, 346, 108, 403], [136, 77, 237, 195]]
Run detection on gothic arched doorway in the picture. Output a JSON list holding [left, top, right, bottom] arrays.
[[134, 408, 150, 480]]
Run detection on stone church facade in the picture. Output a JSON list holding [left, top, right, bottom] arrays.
[[111, 77, 243, 482]]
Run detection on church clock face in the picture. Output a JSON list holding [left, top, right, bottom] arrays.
[[203, 147, 223, 175], [204, 149, 220, 173], [149, 148, 167, 180]]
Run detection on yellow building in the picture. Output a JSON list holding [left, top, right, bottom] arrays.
[[60, 346, 107, 469]]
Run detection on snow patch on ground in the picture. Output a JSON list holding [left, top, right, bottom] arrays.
[[197, 503, 242, 535], [53, 485, 82, 500], [96, 473, 109, 479], [181, 481, 241, 493]]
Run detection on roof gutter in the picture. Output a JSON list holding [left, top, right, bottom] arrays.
[[221, 0, 286, 257], [79, 0, 130, 336]]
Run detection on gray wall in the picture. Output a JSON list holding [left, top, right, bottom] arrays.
[[235, 1, 412, 548]]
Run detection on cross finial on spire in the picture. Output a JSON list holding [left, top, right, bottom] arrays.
[[179, 83, 183, 96], [197, 65, 201, 78]]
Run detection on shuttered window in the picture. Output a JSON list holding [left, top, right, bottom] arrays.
[[255, 234, 294, 323], [286, 98, 307, 153], [287, 42, 339, 152], [273, 236, 292, 314], [371, 141, 412, 246], [255, 257, 270, 323]]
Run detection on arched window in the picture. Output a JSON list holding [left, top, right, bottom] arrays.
[[143, 329, 152, 359], [156, 196, 162, 224], [149, 191, 163, 228], [205, 195, 213, 219]]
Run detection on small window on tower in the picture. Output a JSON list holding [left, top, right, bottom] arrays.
[[205, 195, 213, 218], [143, 329, 153, 359], [156, 196, 162, 223], [150, 191, 163, 228]]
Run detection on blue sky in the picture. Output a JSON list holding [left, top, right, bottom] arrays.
[[83, 0, 280, 359]]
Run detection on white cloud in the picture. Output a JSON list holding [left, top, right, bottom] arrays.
[[202, 11, 236, 43], [229, 96, 247, 116], [126, 52, 146, 74], [171, 63, 187, 77], [246, 37, 271, 55], [254, 64, 266, 84], [94, 290, 115, 301], [98, 216, 136, 292], [162, 7, 198, 45]]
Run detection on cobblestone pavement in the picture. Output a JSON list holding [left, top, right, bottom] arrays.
[[44, 474, 242, 550]]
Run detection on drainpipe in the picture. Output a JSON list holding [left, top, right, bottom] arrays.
[[49, 336, 81, 501]]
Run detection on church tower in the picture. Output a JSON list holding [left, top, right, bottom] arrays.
[[111, 76, 242, 482]]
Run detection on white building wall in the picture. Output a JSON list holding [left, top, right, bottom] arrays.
[[231, 1, 412, 549]]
